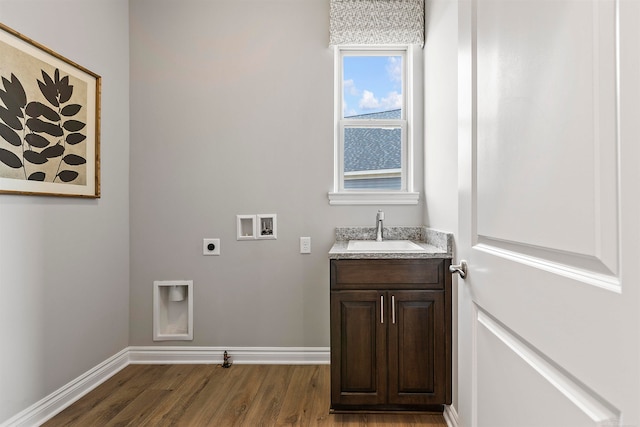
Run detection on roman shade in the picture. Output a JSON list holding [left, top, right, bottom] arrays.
[[329, 0, 425, 47]]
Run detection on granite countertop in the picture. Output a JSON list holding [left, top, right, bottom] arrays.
[[328, 226, 453, 260]]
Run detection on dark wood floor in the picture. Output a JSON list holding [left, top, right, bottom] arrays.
[[43, 364, 448, 426]]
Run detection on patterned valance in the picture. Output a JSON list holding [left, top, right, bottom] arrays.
[[329, 0, 425, 47]]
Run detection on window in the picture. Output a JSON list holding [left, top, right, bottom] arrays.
[[329, 46, 419, 205]]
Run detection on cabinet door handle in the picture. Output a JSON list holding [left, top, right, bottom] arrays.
[[380, 295, 384, 324], [392, 295, 396, 324]]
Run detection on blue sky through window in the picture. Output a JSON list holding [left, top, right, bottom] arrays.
[[343, 55, 403, 118]]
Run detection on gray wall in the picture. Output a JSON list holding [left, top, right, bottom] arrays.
[[424, 0, 459, 411], [0, 0, 130, 423], [424, 0, 458, 234], [129, 0, 425, 347]]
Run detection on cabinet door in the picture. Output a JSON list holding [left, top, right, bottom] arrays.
[[330, 290, 387, 406], [387, 290, 446, 405]]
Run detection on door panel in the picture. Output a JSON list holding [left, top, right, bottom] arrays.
[[475, 0, 618, 272], [477, 311, 612, 427], [458, 0, 640, 425]]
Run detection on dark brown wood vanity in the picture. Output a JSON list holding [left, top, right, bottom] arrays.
[[329, 240, 452, 413]]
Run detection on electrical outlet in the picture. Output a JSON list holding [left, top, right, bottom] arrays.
[[300, 237, 311, 254], [203, 238, 220, 255]]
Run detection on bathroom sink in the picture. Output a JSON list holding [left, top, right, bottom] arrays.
[[347, 240, 426, 252]]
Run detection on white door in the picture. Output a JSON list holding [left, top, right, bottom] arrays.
[[456, 0, 640, 426]]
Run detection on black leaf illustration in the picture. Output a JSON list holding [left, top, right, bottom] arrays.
[[0, 106, 22, 130], [24, 150, 48, 164], [41, 144, 64, 158], [58, 76, 72, 103], [0, 89, 24, 118], [63, 120, 85, 132], [26, 101, 60, 122], [2, 74, 26, 109], [26, 118, 63, 137], [57, 170, 78, 182], [0, 68, 86, 185], [63, 154, 86, 165], [28, 172, 45, 181], [0, 148, 22, 168], [66, 133, 86, 145], [38, 71, 59, 107], [61, 104, 81, 116], [0, 123, 21, 146], [42, 70, 55, 87], [25, 133, 51, 148]]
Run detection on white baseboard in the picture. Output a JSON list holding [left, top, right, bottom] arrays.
[[1, 346, 330, 427], [1, 348, 129, 427], [128, 346, 331, 365], [444, 404, 460, 427]]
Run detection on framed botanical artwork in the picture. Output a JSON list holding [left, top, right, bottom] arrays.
[[0, 22, 101, 198]]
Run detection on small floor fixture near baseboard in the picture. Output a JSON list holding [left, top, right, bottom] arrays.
[[153, 280, 193, 341], [222, 350, 232, 368]]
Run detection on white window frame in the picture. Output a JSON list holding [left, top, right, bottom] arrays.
[[329, 45, 419, 205]]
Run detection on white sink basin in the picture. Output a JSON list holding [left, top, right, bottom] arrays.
[[347, 240, 426, 252]]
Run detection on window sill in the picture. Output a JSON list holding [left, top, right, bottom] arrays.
[[328, 191, 420, 205]]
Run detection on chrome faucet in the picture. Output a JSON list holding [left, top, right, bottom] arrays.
[[376, 210, 385, 242]]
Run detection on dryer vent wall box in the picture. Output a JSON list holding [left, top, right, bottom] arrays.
[[153, 280, 193, 341]]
